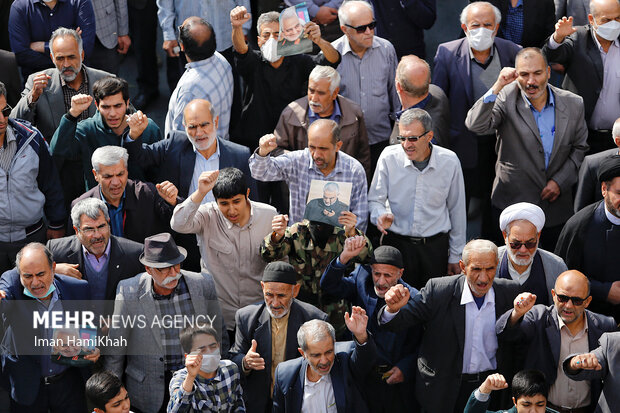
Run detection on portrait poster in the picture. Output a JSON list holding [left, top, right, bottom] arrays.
[[50, 327, 97, 367], [277, 4, 313, 56], [304, 180, 353, 226]]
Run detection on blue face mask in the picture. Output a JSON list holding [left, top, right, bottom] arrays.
[[23, 283, 56, 299]]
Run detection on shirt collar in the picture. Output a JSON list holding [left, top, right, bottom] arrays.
[[604, 204, 620, 225], [341, 35, 380, 57], [304, 365, 333, 387], [557, 310, 589, 334], [185, 54, 217, 70], [591, 28, 620, 51], [60, 66, 85, 87], [392, 94, 432, 121], [309, 99, 342, 122], [468, 43, 495, 60], [522, 85, 555, 111], [460, 280, 496, 306], [221, 199, 254, 230], [5, 124, 16, 145], [193, 139, 221, 161], [402, 143, 435, 170], [271, 310, 290, 326], [99, 186, 126, 209], [82, 238, 111, 261]]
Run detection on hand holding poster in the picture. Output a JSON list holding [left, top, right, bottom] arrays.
[[277, 4, 313, 56], [304, 180, 353, 227]]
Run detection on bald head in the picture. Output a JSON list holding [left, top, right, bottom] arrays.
[[554, 270, 590, 297], [183, 99, 215, 122], [179, 16, 216, 61], [396, 55, 430, 99]]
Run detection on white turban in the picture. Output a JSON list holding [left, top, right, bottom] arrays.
[[499, 202, 545, 232]]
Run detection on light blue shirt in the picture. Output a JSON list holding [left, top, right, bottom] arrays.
[[308, 99, 342, 125], [189, 140, 221, 204]]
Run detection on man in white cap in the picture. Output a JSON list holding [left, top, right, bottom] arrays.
[[497, 202, 567, 306]]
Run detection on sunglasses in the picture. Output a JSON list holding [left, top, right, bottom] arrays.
[[555, 294, 588, 306], [345, 20, 377, 33], [397, 131, 429, 143], [1, 104, 12, 118], [509, 240, 537, 250]]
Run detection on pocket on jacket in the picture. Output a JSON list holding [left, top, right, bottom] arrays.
[[125, 364, 146, 383]]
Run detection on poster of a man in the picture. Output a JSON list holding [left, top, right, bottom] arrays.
[[277, 4, 313, 56], [304, 180, 352, 226], [51, 328, 98, 366]]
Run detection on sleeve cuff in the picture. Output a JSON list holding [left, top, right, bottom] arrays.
[[65, 112, 79, 122], [380, 307, 398, 323], [547, 36, 561, 49], [474, 388, 491, 402], [482, 88, 498, 103], [334, 257, 348, 268]]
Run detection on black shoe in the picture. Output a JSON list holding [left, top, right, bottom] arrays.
[[132, 91, 159, 110]]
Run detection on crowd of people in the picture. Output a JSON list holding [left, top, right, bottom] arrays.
[[1, 0, 620, 412]]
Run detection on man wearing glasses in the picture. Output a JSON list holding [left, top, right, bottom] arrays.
[[0, 81, 66, 275], [496, 202, 568, 307], [368, 107, 466, 289], [496, 270, 617, 413]]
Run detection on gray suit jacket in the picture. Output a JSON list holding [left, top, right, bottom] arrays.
[[465, 83, 589, 226], [103, 270, 227, 413], [574, 148, 618, 213], [389, 84, 451, 148], [554, 0, 590, 25], [92, 0, 129, 49], [11, 65, 112, 139], [564, 331, 620, 413], [497, 246, 567, 304]]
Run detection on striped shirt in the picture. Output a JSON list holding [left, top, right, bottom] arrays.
[[0, 125, 17, 172], [164, 55, 233, 140], [249, 148, 368, 231], [330, 35, 400, 145]]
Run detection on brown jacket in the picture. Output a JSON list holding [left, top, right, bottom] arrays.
[[274, 94, 371, 177]]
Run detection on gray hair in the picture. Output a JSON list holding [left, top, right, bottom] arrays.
[[396, 55, 430, 97], [613, 117, 620, 140], [280, 6, 299, 23], [460, 2, 502, 26], [16, 242, 54, 272], [297, 319, 336, 351], [309, 66, 341, 93], [0, 81, 6, 98], [323, 182, 339, 193], [71, 198, 110, 229], [462, 239, 498, 266], [49, 27, 83, 57], [338, 0, 374, 26], [257, 11, 280, 34], [399, 108, 433, 131], [91, 146, 129, 172], [311, 118, 341, 144]]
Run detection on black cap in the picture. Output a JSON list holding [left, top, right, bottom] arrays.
[[139, 233, 187, 268], [262, 261, 298, 285], [597, 155, 620, 183], [369, 246, 403, 268]]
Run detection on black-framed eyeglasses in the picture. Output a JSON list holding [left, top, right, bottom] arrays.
[[1, 104, 12, 118], [345, 20, 377, 33], [509, 240, 538, 250], [555, 294, 588, 306], [79, 222, 108, 235], [397, 131, 429, 143]]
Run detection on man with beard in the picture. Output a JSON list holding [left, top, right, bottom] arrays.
[[556, 155, 620, 322], [496, 271, 617, 412], [272, 307, 377, 413], [496, 202, 567, 306], [303, 182, 350, 227], [50, 76, 162, 191], [320, 240, 421, 412], [466, 47, 588, 250], [230, 262, 327, 413]]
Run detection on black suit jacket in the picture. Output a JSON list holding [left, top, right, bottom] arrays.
[[230, 300, 327, 413], [380, 274, 521, 412], [543, 25, 619, 123], [574, 148, 618, 212], [496, 304, 617, 411], [125, 132, 258, 200], [490, 0, 555, 47], [46, 235, 144, 301]]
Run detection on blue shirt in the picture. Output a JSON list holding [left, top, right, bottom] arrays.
[[100, 187, 126, 237], [504, 0, 524, 45], [188, 141, 221, 204], [525, 88, 556, 168], [308, 99, 342, 125], [8, 0, 96, 78]]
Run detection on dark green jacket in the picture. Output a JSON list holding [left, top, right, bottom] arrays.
[[464, 390, 559, 413]]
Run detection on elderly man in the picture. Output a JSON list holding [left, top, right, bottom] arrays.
[[320, 241, 421, 412], [272, 308, 377, 413], [543, 0, 620, 154], [496, 270, 617, 412], [331, 0, 400, 169], [389, 55, 450, 148], [275, 65, 371, 176], [50, 76, 162, 190], [8, 0, 95, 79], [378, 239, 521, 413], [556, 155, 620, 322], [369, 108, 466, 288], [164, 17, 233, 139], [434, 1, 520, 240], [47, 198, 144, 302], [0, 81, 66, 275], [575, 117, 620, 212], [250, 119, 368, 230], [0, 243, 94, 410], [466, 47, 588, 250], [171, 167, 276, 335], [497, 202, 567, 306], [104, 232, 227, 413], [229, 262, 327, 413]]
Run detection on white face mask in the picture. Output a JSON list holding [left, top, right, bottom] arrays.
[[261, 37, 281, 63], [467, 27, 495, 51], [200, 351, 221, 373], [595, 20, 620, 41]]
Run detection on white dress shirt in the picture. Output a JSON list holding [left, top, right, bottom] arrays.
[[461, 285, 498, 374], [301, 368, 337, 413]]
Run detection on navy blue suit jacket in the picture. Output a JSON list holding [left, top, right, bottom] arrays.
[[0, 269, 90, 405], [432, 37, 521, 169], [124, 132, 258, 199], [272, 340, 376, 413], [320, 258, 421, 380]]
